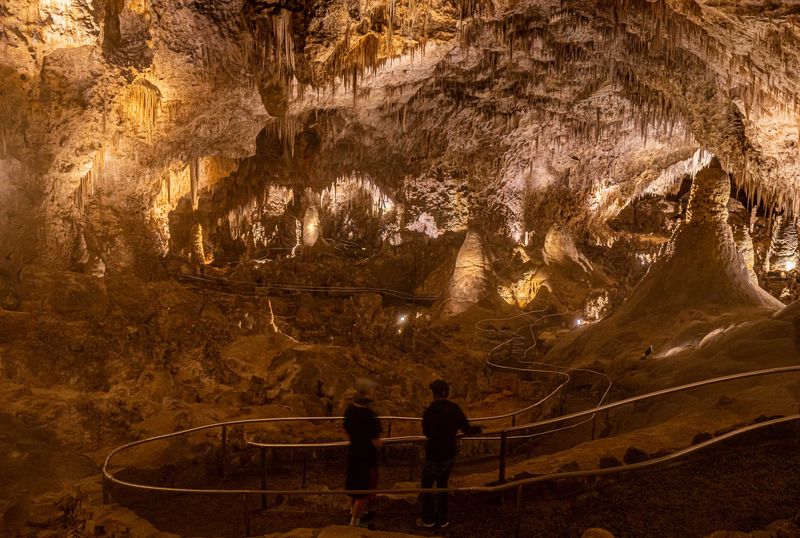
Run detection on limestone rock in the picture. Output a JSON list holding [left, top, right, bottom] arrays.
[[599, 455, 621, 469], [622, 446, 649, 464], [582, 529, 616, 538], [438, 231, 495, 318]]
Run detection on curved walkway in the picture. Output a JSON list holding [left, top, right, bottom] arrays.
[[104, 363, 800, 499]]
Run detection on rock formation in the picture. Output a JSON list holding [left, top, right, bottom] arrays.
[[616, 159, 782, 321], [438, 230, 495, 318]]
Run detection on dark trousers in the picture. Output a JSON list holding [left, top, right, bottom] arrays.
[[420, 458, 455, 524]]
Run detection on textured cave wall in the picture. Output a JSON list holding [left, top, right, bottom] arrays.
[[3, 0, 800, 274], [0, 0, 267, 274]]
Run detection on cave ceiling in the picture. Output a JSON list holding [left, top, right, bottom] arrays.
[[2, 0, 800, 264]]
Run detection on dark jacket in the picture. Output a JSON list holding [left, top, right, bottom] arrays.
[[343, 399, 381, 466], [422, 399, 482, 462]]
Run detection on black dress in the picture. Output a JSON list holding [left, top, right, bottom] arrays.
[[343, 399, 381, 497]]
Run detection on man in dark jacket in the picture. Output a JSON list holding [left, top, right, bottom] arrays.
[[417, 379, 482, 528]]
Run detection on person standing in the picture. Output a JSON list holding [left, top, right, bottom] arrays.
[[417, 379, 482, 528], [343, 377, 382, 528]]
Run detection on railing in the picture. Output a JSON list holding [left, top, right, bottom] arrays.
[[477, 301, 613, 433], [103, 365, 800, 537], [175, 273, 438, 303], [175, 277, 592, 431]]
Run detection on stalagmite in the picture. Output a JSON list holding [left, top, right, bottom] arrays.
[[189, 158, 200, 211], [190, 222, 206, 263], [290, 218, 302, 257], [766, 215, 799, 272], [302, 203, 321, 247], [437, 230, 495, 318], [732, 225, 758, 284], [611, 159, 781, 323]]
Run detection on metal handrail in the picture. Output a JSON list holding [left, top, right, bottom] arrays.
[[103, 412, 800, 496], [176, 273, 438, 301], [476, 301, 613, 439], [103, 365, 800, 496]]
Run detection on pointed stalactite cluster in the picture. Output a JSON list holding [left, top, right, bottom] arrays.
[[73, 147, 107, 217], [124, 80, 160, 144], [322, 173, 395, 218]]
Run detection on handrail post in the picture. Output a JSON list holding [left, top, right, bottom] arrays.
[[499, 431, 508, 484], [387, 417, 393, 438], [220, 425, 228, 478], [242, 493, 251, 537], [514, 484, 523, 538], [260, 447, 268, 510], [511, 414, 516, 427], [591, 412, 597, 440], [301, 450, 307, 488], [102, 474, 110, 505]]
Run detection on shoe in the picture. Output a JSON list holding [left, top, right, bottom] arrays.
[[351, 518, 370, 528], [416, 518, 436, 528], [438, 521, 450, 528]]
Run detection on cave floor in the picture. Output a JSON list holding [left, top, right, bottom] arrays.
[[114, 435, 800, 537]]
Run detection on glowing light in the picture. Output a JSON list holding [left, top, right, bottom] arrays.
[[787, 261, 796, 271], [575, 318, 583, 326], [397, 314, 408, 325]]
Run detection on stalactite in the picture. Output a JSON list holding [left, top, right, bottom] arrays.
[[124, 80, 160, 143], [72, 147, 107, 217]]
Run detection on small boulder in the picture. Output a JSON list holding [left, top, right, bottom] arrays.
[[599, 455, 621, 469], [692, 432, 713, 445], [0, 290, 20, 310], [243, 375, 272, 405], [582, 529, 616, 538], [557, 461, 581, 473], [623, 446, 649, 464]]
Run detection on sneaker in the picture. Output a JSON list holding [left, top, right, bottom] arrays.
[[416, 518, 436, 528], [438, 521, 450, 528]]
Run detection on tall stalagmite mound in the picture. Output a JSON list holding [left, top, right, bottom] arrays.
[[614, 159, 782, 322], [436, 230, 497, 319], [546, 160, 782, 368]]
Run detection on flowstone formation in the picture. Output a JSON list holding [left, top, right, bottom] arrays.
[[437, 230, 496, 317], [619, 159, 781, 322], [546, 160, 782, 370]]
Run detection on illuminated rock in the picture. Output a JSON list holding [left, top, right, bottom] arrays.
[[614, 160, 782, 321], [302, 203, 321, 248], [438, 231, 494, 318], [543, 226, 594, 273], [765, 215, 799, 273]]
